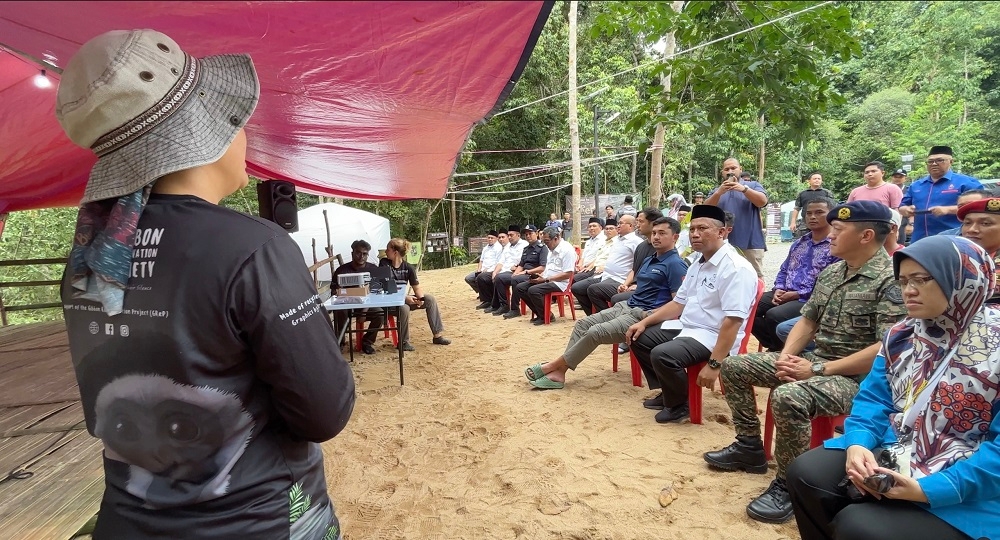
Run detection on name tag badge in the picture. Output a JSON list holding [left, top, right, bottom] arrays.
[[813, 283, 833, 298], [851, 315, 873, 328], [845, 292, 877, 301]]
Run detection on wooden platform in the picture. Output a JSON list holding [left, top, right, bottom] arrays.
[[0, 321, 103, 540]]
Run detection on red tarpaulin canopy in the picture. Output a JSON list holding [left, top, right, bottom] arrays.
[[0, 1, 552, 213]]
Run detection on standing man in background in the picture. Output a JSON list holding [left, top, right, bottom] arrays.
[[847, 161, 903, 209], [890, 168, 910, 244], [899, 145, 983, 242], [790, 172, 835, 239], [705, 158, 769, 278]]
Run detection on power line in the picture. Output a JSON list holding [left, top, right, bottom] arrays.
[[452, 153, 636, 191], [451, 183, 573, 204], [493, 0, 835, 117], [451, 152, 637, 193]]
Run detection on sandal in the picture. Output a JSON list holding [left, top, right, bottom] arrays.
[[524, 363, 544, 381], [529, 374, 564, 390]]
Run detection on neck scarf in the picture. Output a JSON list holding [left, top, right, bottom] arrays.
[[883, 236, 1000, 478], [68, 187, 152, 316]]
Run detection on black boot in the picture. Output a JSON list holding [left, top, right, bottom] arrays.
[[746, 477, 793, 523], [703, 435, 768, 474]]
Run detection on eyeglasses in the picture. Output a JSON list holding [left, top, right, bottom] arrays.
[[926, 158, 950, 165], [897, 275, 935, 289]]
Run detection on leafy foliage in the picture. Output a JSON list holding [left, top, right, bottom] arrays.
[[288, 482, 311, 523]]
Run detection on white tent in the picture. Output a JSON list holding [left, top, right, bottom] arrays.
[[288, 203, 391, 282]]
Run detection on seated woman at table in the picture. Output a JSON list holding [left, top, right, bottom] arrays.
[[786, 235, 1000, 540], [380, 238, 451, 351]]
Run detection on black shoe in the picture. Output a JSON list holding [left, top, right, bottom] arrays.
[[503, 310, 521, 319], [617, 343, 629, 354], [703, 435, 769, 474], [532, 318, 546, 326], [746, 478, 794, 524], [491, 306, 506, 315], [643, 392, 664, 410], [402, 342, 416, 352], [362, 343, 376, 355], [476, 301, 492, 310], [655, 404, 689, 423], [432, 336, 451, 345]]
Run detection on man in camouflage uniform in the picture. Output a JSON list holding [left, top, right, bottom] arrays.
[[702, 201, 906, 524]]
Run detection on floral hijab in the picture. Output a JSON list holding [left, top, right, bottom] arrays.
[[883, 236, 1000, 478]]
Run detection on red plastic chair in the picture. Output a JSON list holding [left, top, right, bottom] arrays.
[[762, 390, 848, 460], [519, 275, 577, 324], [686, 277, 766, 425], [354, 314, 399, 351]]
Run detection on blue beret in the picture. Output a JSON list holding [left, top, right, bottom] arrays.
[[827, 201, 893, 224]]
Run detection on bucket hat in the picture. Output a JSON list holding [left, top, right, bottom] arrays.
[[56, 29, 259, 203]]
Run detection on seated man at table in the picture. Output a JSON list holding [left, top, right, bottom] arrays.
[[523, 217, 686, 388], [332, 240, 383, 354], [703, 201, 906, 525], [625, 206, 758, 422]]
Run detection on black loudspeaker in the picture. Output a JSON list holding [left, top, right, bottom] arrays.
[[257, 180, 299, 232]]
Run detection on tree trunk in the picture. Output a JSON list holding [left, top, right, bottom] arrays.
[[757, 113, 766, 181], [450, 193, 457, 252], [418, 200, 443, 272], [568, 1, 582, 246], [648, 1, 683, 208]]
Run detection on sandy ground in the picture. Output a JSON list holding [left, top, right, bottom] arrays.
[[324, 243, 802, 540]]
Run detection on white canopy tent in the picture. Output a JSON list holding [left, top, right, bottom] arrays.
[[288, 203, 391, 282]]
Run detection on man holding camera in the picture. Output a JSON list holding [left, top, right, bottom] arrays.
[[704, 158, 769, 278]]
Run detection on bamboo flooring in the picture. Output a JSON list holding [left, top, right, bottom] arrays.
[[0, 321, 103, 540]]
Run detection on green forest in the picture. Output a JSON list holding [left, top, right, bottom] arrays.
[[3, 0, 999, 324]]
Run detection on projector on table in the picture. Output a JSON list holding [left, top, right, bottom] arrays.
[[337, 272, 371, 288]]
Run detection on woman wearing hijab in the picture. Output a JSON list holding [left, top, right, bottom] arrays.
[[786, 235, 1000, 540]]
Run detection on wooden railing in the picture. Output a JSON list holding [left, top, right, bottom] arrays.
[[0, 257, 66, 326]]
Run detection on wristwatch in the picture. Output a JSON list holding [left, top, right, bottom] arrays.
[[741, 185, 749, 193], [707, 358, 723, 369], [811, 361, 826, 376]]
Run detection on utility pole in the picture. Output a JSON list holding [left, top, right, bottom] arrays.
[[568, 1, 582, 245]]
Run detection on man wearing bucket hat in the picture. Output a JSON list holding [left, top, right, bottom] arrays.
[[56, 30, 354, 539]]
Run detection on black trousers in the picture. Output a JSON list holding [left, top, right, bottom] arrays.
[[333, 307, 383, 346], [787, 447, 971, 540], [508, 274, 532, 312], [751, 290, 805, 351], [474, 271, 495, 303], [492, 272, 514, 310], [571, 275, 602, 314], [631, 327, 710, 407], [525, 282, 563, 318], [587, 279, 622, 314]]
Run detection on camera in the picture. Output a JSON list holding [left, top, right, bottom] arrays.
[[838, 448, 898, 500]]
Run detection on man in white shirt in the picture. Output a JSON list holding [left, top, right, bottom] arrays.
[[578, 215, 642, 315], [625, 205, 758, 424], [488, 225, 528, 315], [575, 217, 613, 283], [467, 230, 502, 308], [475, 231, 509, 311], [519, 227, 578, 324]]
